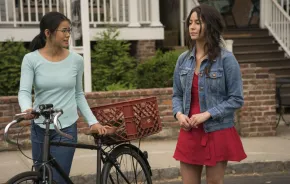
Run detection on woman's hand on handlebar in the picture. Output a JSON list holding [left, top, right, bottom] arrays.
[[23, 108, 36, 120], [90, 123, 112, 135]]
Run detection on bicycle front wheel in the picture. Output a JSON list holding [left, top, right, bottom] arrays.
[[102, 146, 152, 184], [6, 171, 56, 184]]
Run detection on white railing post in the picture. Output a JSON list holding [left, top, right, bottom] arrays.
[[181, 0, 199, 46], [260, 0, 273, 29], [266, 0, 272, 27], [260, 0, 266, 28], [66, 0, 71, 19], [150, 0, 162, 27], [128, 0, 140, 27], [187, 0, 196, 15], [80, 0, 92, 92], [180, 0, 185, 46], [225, 39, 234, 52]]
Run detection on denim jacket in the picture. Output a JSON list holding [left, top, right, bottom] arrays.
[[172, 48, 244, 133]]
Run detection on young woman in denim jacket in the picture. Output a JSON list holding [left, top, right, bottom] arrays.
[[172, 4, 247, 184]]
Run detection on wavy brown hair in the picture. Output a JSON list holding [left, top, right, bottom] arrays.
[[185, 4, 225, 74]]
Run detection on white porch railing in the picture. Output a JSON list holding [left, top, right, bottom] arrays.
[[0, 0, 162, 92], [261, 0, 290, 57], [0, 0, 159, 28], [88, 0, 152, 27], [0, 0, 68, 27]]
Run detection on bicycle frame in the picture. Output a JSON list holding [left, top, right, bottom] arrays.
[[36, 114, 134, 184], [4, 106, 150, 184]]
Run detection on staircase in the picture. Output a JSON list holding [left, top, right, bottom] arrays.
[[223, 28, 290, 109], [224, 28, 290, 78]]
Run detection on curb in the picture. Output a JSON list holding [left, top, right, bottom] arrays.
[[70, 161, 290, 184]]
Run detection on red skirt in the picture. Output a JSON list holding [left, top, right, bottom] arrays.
[[173, 125, 247, 166], [173, 73, 247, 166]]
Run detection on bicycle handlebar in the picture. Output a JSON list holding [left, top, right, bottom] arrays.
[[53, 110, 73, 140], [4, 118, 24, 145], [4, 105, 73, 146]]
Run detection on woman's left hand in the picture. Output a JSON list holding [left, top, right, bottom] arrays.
[[90, 123, 111, 135], [190, 111, 211, 127]]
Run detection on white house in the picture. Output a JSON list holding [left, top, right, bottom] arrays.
[[0, 0, 289, 92], [0, 0, 165, 92]]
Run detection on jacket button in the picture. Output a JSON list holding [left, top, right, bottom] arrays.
[[212, 73, 216, 77]]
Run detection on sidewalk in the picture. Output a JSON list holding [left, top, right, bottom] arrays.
[[1, 123, 290, 183]]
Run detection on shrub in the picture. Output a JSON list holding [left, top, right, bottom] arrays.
[[91, 28, 137, 91], [135, 50, 184, 89], [0, 39, 28, 96]]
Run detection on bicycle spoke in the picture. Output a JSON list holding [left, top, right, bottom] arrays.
[[107, 154, 148, 183], [131, 154, 138, 184]]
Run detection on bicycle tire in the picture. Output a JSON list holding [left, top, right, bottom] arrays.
[[102, 146, 152, 184], [6, 171, 56, 184]]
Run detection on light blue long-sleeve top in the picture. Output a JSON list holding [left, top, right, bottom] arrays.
[[18, 50, 98, 129]]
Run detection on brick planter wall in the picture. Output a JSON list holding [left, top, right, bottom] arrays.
[[136, 40, 156, 61], [239, 64, 277, 137], [0, 64, 277, 150]]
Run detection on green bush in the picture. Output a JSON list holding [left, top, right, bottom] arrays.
[[136, 50, 184, 89], [0, 39, 28, 96], [105, 82, 135, 91], [91, 28, 137, 91]]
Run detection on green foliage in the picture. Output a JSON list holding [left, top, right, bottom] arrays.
[[91, 28, 137, 91], [0, 39, 28, 96], [105, 82, 135, 91], [135, 50, 184, 89]]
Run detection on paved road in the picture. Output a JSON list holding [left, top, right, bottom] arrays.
[[155, 173, 290, 184]]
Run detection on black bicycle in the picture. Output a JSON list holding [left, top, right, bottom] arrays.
[[4, 104, 152, 184]]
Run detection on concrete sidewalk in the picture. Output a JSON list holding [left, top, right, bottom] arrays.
[[1, 123, 290, 183]]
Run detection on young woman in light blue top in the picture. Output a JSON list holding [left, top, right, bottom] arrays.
[[18, 12, 108, 183]]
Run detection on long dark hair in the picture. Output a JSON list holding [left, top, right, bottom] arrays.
[[29, 12, 71, 51], [185, 4, 225, 74]]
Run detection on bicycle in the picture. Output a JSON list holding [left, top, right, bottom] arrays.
[[4, 103, 153, 184]]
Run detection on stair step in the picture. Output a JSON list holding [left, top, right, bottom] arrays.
[[235, 50, 285, 60], [233, 43, 280, 52], [224, 27, 268, 33], [272, 69, 290, 78], [280, 88, 290, 96], [239, 58, 290, 68], [269, 66, 290, 71], [279, 82, 290, 96], [224, 36, 275, 44], [277, 74, 290, 79], [277, 96, 290, 106], [223, 30, 269, 37]]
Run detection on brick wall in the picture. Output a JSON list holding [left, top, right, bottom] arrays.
[[136, 40, 156, 61], [0, 64, 277, 150], [239, 64, 277, 136]]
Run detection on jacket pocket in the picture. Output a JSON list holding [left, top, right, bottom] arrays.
[[206, 70, 223, 93], [179, 69, 190, 90]]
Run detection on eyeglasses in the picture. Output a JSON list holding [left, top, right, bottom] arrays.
[[56, 28, 72, 34]]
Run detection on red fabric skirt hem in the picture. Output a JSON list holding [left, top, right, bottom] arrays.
[[173, 126, 247, 166]]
